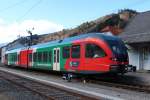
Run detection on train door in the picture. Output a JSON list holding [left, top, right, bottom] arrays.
[[20, 50, 28, 68], [69, 45, 82, 71], [28, 53, 33, 67], [53, 48, 60, 71]]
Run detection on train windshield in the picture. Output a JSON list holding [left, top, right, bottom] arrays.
[[106, 40, 128, 60]]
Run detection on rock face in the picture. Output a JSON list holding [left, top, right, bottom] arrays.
[[6, 9, 138, 50]]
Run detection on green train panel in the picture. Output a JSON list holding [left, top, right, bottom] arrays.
[[8, 52, 17, 65], [31, 43, 71, 71]]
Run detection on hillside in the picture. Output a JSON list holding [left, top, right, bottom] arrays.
[[36, 9, 137, 43], [6, 9, 138, 50]]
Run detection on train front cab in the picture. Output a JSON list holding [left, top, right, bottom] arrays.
[[81, 37, 130, 74], [106, 39, 136, 74], [65, 37, 135, 75]]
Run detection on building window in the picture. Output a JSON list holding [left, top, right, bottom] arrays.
[[71, 45, 80, 58], [86, 43, 106, 58], [143, 47, 150, 60], [63, 46, 70, 59]]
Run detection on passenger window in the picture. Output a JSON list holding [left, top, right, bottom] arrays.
[[63, 46, 70, 59], [5, 54, 8, 61], [18, 54, 19, 62], [71, 45, 80, 58], [49, 51, 52, 62], [38, 52, 42, 62], [86, 44, 106, 58], [57, 50, 59, 62], [15, 55, 16, 61], [43, 52, 48, 62], [29, 53, 32, 62], [33, 52, 37, 62], [54, 50, 56, 63]]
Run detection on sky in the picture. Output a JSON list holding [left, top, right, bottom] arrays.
[[0, 0, 150, 43]]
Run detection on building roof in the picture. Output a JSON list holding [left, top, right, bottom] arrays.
[[119, 11, 150, 43]]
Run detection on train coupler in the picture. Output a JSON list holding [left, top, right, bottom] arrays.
[[126, 65, 136, 72]]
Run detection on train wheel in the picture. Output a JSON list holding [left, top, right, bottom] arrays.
[[66, 73, 72, 82], [62, 73, 73, 82], [62, 74, 67, 80]]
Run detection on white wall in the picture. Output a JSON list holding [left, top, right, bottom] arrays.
[[127, 45, 150, 70], [1, 47, 6, 63], [127, 45, 140, 70], [142, 47, 150, 70]]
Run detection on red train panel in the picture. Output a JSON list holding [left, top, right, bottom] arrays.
[[64, 38, 113, 72], [19, 49, 32, 68]]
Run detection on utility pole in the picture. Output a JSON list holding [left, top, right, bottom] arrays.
[[27, 27, 34, 46]]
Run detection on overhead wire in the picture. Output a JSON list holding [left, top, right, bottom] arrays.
[[0, 0, 28, 12], [16, 0, 43, 21]]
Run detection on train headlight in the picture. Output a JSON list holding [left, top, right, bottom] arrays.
[[110, 57, 117, 61]]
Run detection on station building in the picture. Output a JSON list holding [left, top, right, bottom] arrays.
[[119, 11, 150, 70]]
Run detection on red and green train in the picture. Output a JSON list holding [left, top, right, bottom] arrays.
[[4, 33, 134, 76]]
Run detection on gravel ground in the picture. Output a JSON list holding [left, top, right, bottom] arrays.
[[0, 77, 47, 100], [1, 66, 150, 100]]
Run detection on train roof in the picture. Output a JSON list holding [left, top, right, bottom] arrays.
[[30, 32, 121, 49], [5, 47, 23, 54], [6, 33, 122, 52]]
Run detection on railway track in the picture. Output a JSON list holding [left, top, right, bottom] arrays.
[[0, 70, 98, 100], [1, 65, 150, 99]]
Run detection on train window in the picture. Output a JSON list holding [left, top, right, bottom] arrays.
[[18, 54, 19, 62], [54, 50, 56, 63], [33, 52, 37, 62], [5, 54, 8, 60], [14, 55, 17, 62], [13, 55, 14, 61], [38, 52, 42, 62], [86, 44, 106, 58], [63, 46, 70, 59], [43, 52, 48, 63], [49, 51, 52, 62], [15, 54, 17, 61], [12, 55, 13, 61], [57, 50, 59, 62], [29, 53, 32, 62], [12, 55, 14, 61], [71, 45, 80, 58], [12, 54, 17, 62]]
